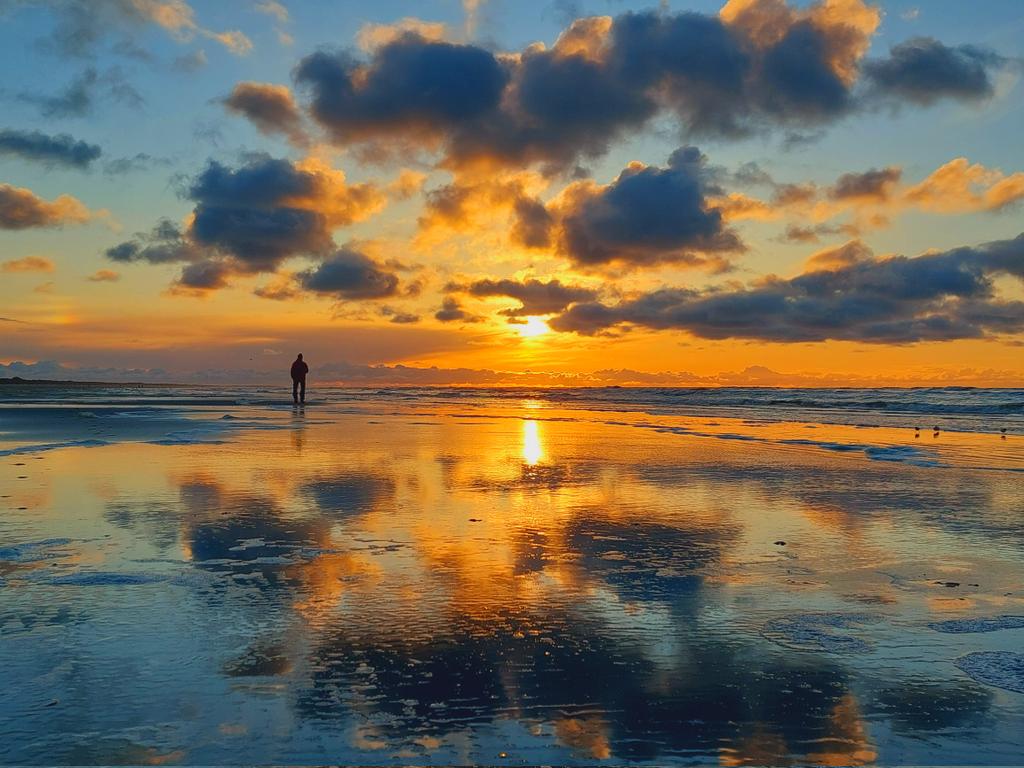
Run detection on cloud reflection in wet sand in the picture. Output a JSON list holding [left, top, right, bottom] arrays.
[[0, 407, 1021, 764]]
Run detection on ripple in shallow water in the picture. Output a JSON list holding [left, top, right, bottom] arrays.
[[955, 652, 1024, 694], [929, 616, 1024, 634], [762, 613, 879, 653]]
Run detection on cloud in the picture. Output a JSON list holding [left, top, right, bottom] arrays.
[[295, 247, 400, 300], [255, 1, 288, 24], [413, 149, 747, 268], [20, 67, 143, 118], [223, 82, 308, 146], [555, 147, 742, 269], [803, 239, 873, 269], [355, 18, 448, 51], [295, 35, 508, 156], [434, 296, 480, 323], [171, 259, 234, 293], [865, 37, 1013, 105], [450, 277, 598, 317], [462, 0, 485, 37], [253, 272, 300, 301], [295, 2, 1002, 171], [415, 173, 548, 245], [379, 306, 420, 324], [172, 49, 207, 72], [776, 223, 858, 244], [386, 169, 427, 200], [288, 2, 1013, 174], [0, 129, 101, 169], [21, 0, 253, 58], [106, 154, 386, 290], [828, 166, 902, 201], [549, 233, 1024, 343], [102, 152, 170, 176], [0, 184, 93, 229], [105, 218, 203, 263], [87, 269, 121, 282], [1, 255, 55, 273], [186, 155, 381, 269], [904, 158, 1024, 214], [511, 197, 554, 248], [714, 156, 1024, 237]]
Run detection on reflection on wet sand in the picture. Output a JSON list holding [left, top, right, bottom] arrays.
[[1, 406, 1022, 764]]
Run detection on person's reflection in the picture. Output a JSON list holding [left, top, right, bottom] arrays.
[[291, 403, 306, 453]]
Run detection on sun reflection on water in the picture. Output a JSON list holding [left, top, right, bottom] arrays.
[[522, 419, 544, 465]]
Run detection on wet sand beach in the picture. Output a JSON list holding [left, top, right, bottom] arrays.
[[1, 386, 1022, 764]]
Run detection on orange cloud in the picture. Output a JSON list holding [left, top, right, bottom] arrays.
[[87, 269, 121, 282], [720, 0, 880, 85], [904, 158, 1024, 213], [289, 156, 387, 227], [0, 184, 93, 229], [223, 82, 308, 146], [129, 0, 252, 54], [356, 18, 449, 50], [2, 255, 55, 273], [717, 157, 1024, 240], [387, 169, 428, 200]]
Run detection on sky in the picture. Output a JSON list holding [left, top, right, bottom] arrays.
[[1, 0, 1023, 386]]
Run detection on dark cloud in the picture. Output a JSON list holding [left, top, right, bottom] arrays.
[[829, 167, 902, 201], [184, 155, 378, 269], [106, 155, 384, 290], [756, 21, 850, 120], [379, 306, 420, 324], [14, 0, 251, 59], [511, 197, 554, 248], [289, 3, 1012, 172], [189, 205, 328, 270], [777, 223, 858, 244], [558, 147, 742, 268], [293, 3, 1003, 170], [296, 36, 508, 146], [101, 152, 169, 176], [549, 233, 1024, 343], [434, 296, 480, 323], [452, 277, 598, 317], [223, 82, 308, 146], [0, 129, 101, 169], [301, 472, 395, 519], [21, 68, 96, 117], [173, 49, 207, 73], [297, 248, 400, 300], [19, 67, 143, 118], [173, 259, 233, 292], [105, 219, 202, 264], [865, 38, 1012, 105], [388, 312, 420, 324]]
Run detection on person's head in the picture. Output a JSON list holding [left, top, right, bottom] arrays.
[[297, 353, 303, 361]]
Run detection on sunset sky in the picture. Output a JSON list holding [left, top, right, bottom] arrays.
[[1, 0, 1023, 385]]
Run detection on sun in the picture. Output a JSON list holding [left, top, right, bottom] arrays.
[[517, 316, 551, 338]]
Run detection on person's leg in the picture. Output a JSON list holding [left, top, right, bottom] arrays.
[[300, 378, 306, 403], [292, 379, 298, 403]]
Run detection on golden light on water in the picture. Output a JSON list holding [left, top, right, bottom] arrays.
[[517, 316, 551, 338], [522, 419, 544, 465]]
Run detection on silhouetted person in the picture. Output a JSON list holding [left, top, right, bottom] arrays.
[[290, 353, 309, 404]]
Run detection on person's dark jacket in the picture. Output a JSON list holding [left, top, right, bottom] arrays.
[[290, 360, 309, 381]]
